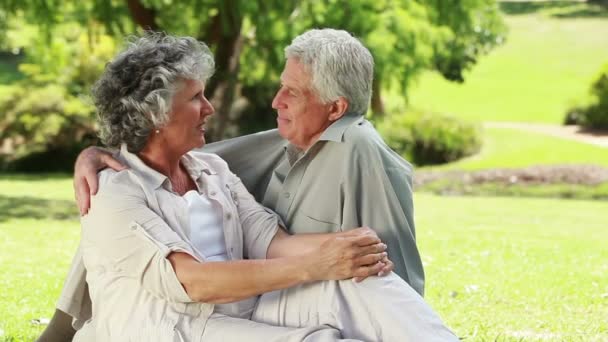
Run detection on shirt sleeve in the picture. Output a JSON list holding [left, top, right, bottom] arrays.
[[81, 178, 195, 303], [341, 146, 425, 296], [227, 172, 280, 260]]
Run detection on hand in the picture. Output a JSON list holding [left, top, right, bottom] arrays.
[[344, 227, 394, 282], [306, 234, 388, 282], [74, 146, 127, 215], [341, 226, 379, 239]]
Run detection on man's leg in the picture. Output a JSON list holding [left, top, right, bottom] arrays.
[[35, 309, 76, 342], [202, 313, 361, 342], [252, 273, 459, 341]]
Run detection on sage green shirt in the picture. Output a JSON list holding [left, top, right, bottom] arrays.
[[206, 114, 424, 295]]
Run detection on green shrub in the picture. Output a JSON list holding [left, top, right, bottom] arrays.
[[379, 111, 482, 165], [584, 63, 608, 129], [563, 105, 587, 126], [570, 63, 608, 129], [0, 27, 115, 171]]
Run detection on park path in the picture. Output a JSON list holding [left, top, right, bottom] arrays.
[[484, 122, 608, 148]]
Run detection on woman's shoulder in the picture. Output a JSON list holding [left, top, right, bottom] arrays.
[[186, 150, 232, 174], [96, 168, 147, 198]]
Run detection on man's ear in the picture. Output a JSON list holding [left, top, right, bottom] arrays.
[[328, 97, 349, 122]]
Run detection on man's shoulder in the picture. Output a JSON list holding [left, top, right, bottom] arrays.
[[339, 119, 413, 172]]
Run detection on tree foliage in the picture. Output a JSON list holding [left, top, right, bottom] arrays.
[[0, 0, 506, 168]]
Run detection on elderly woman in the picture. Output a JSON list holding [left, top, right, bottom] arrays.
[[61, 33, 457, 341]]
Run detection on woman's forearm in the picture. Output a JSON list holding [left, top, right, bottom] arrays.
[[169, 232, 386, 304], [169, 252, 313, 304]]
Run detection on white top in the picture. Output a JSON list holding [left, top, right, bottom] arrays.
[[184, 190, 257, 319], [183, 190, 229, 262]]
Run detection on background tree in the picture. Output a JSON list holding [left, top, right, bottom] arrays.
[[0, 0, 505, 170]]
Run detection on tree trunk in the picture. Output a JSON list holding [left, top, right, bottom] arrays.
[[201, 0, 244, 141], [371, 77, 385, 116], [126, 0, 158, 30]]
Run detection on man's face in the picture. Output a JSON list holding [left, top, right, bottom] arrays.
[[272, 58, 334, 150]]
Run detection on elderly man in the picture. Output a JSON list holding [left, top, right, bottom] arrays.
[[40, 29, 426, 341]]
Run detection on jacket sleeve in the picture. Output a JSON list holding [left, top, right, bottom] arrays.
[[226, 170, 281, 260], [81, 176, 196, 304], [341, 145, 425, 296], [202, 129, 286, 202]]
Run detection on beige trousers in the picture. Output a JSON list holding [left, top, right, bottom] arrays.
[[202, 273, 458, 342]]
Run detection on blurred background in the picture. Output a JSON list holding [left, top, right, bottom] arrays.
[[0, 0, 607, 341]]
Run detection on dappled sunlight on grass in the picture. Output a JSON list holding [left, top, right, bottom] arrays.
[[0, 195, 78, 222], [416, 193, 608, 340]]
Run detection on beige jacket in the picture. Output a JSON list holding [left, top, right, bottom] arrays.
[[70, 145, 279, 341]]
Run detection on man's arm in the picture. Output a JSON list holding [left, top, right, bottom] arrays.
[[341, 145, 425, 295], [73, 146, 126, 215]]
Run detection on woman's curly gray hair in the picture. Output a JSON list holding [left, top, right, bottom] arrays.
[[93, 32, 214, 153]]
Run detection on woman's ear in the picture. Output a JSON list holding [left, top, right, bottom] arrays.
[[328, 97, 349, 122]]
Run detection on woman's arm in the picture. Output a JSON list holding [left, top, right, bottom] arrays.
[[87, 175, 386, 305], [168, 232, 387, 304]]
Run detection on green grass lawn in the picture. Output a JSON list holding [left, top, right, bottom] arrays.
[[0, 175, 80, 341], [416, 193, 608, 341], [408, 1, 608, 124], [1, 175, 606, 341], [421, 127, 608, 171]]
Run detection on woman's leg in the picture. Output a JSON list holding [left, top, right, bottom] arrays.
[[35, 309, 76, 342], [252, 273, 459, 341], [202, 313, 361, 342]]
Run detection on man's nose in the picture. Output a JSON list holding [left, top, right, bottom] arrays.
[[272, 89, 285, 109]]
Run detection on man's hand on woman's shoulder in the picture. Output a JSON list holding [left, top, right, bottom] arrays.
[[74, 146, 127, 215]]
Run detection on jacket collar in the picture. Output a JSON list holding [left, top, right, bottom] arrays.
[[119, 144, 216, 191], [318, 114, 364, 142]]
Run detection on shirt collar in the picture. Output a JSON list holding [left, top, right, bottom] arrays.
[[318, 114, 364, 142], [282, 114, 364, 165], [119, 144, 216, 191]]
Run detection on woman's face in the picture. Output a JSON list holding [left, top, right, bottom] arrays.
[[160, 79, 214, 154]]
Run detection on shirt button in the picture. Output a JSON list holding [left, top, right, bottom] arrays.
[[130, 224, 138, 231], [284, 192, 291, 199], [210, 191, 217, 196], [225, 213, 232, 220]]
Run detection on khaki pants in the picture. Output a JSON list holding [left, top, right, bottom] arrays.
[[202, 273, 458, 342]]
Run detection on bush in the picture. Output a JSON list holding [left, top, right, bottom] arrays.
[[378, 111, 482, 166], [563, 105, 586, 126], [567, 63, 608, 129], [0, 27, 115, 171], [584, 63, 608, 129]]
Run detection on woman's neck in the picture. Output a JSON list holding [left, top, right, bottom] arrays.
[[138, 143, 196, 195]]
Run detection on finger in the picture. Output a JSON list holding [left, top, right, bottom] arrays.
[[356, 242, 387, 257], [355, 252, 387, 267], [85, 170, 99, 196], [101, 154, 128, 171], [353, 261, 385, 279], [351, 234, 381, 247], [75, 177, 90, 216], [378, 259, 394, 276]]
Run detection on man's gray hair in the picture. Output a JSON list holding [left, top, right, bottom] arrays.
[[93, 32, 214, 153], [285, 29, 374, 115]]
